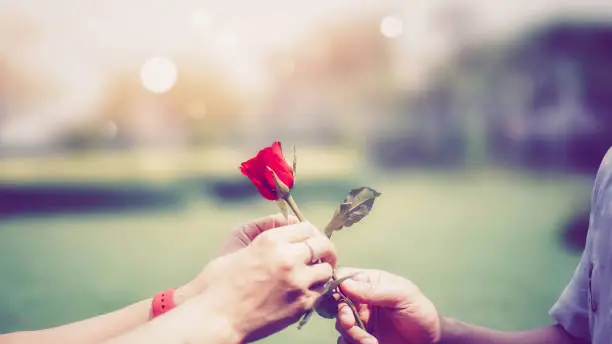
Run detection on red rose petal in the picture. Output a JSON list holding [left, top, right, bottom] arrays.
[[239, 141, 295, 200]]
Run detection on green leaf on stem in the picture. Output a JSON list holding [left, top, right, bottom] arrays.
[[324, 187, 381, 237], [298, 187, 380, 331]]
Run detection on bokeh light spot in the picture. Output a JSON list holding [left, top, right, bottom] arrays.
[[140, 57, 178, 94], [380, 16, 403, 38]]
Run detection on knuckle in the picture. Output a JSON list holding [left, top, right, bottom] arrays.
[[327, 244, 338, 261], [321, 263, 334, 277], [253, 232, 273, 247], [275, 249, 296, 272], [316, 239, 338, 263], [296, 294, 314, 311], [287, 271, 309, 291], [288, 279, 305, 293], [308, 227, 324, 240], [260, 230, 280, 244], [300, 223, 318, 237], [288, 215, 299, 224]]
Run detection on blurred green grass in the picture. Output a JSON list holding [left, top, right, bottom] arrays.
[[0, 169, 593, 343]]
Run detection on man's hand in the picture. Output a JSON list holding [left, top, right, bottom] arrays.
[[335, 268, 441, 344]]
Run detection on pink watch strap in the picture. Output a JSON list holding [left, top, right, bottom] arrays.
[[152, 288, 176, 318]]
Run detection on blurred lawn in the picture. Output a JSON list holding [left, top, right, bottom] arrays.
[[0, 168, 593, 343], [0, 147, 360, 182]]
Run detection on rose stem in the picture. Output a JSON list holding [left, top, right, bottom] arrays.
[[285, 195, 306, 222], [325, 230, 366, 330], [285, 195, 366, 330]]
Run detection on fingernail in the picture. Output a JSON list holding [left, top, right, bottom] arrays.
[[342, 307, 351, 317]]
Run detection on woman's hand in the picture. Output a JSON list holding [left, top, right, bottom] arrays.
[[174, 214, 298, 306], [195, 221, 337, 342], [218, 213, 299, 255]]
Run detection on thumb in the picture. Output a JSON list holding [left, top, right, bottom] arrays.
[[340, 278, 407, 308]]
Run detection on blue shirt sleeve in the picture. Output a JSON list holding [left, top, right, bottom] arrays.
[[549, 246, 591, 340], [549, 148, 612, 340]]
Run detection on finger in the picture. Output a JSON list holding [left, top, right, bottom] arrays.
[[336, 303, 378, 344], [337, 302, 367, 328], [269, 221, 319, 243], [336, 267, 372, 283], [343, 326, 378, 344], [287, 215, 300, 225], [235, 213, 294, 243], [300, 290, 320, 310], [357, 303, 371, 326], [335, 304, 377, 344], [337, 302, 372, 331], [336, 302, 356, 332], [219, 214, 295, 254], [295, 235, 338, 267], [301, 262, 333, 288], [340, 278, 406, 308], [337, 336, 357, 344]]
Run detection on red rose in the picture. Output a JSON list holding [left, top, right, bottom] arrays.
[[240, 142, 295, 200]]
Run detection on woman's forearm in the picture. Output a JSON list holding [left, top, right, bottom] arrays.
[[0, 286, 195, 344], [1, 299, 153, 344], [439, 318, 585, 344], [105, 294, 242, 344]]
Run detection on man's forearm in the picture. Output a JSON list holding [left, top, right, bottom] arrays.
[[438, 318, 586, 344]]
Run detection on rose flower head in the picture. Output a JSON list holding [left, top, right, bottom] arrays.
[[240, 141, 294, 200]]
